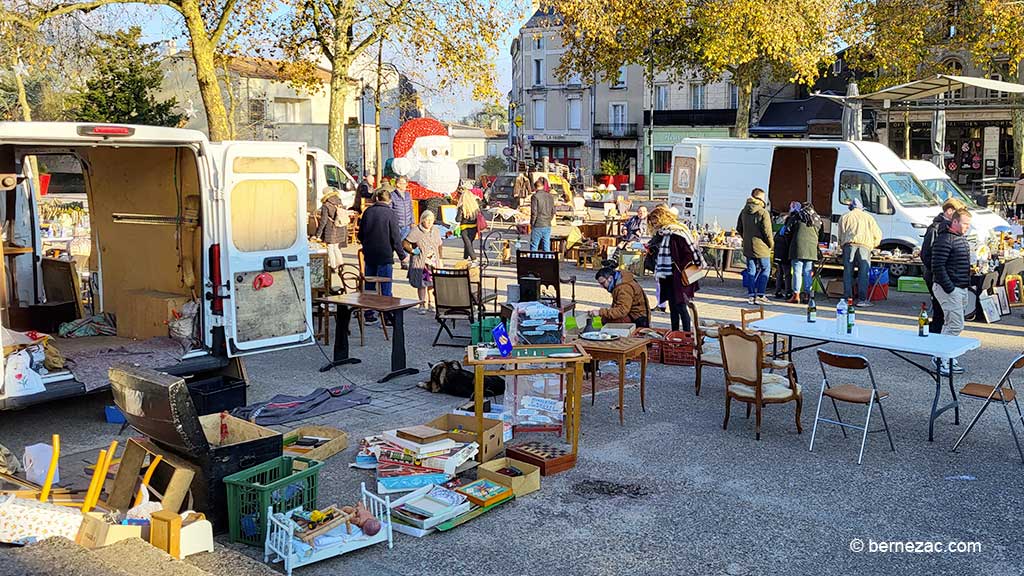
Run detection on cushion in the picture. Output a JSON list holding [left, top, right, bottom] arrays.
[[766, 359, 790, 370], [729, 373, 801, 400], [701, 351, 722, 365]]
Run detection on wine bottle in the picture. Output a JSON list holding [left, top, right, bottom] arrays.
[[846, 298, 855, 334], [807, 295, 817, 323], [918, 303, 929, 337]]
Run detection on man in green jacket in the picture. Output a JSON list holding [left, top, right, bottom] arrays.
[[736, 188, 774, 304]]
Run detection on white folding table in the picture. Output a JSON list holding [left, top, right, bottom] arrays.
[[749, 314, 981, 442]]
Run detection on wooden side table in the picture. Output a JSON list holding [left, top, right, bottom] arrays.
[[576, 336, 650, 425]]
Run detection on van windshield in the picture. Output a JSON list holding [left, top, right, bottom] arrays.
[[922, 178, 979, 209], [879, 172, 937, 207]]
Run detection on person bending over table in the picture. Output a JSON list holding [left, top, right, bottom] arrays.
[[591, 266, 651, 328]]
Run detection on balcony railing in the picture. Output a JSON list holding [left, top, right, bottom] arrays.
[[594, 123, 639, 139]]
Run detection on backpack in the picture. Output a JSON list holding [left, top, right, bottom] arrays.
[[331, 204, 348, 229]]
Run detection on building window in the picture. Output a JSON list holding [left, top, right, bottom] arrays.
[[832, 58, 843, 75], [609, 103, 627, 135], [729, 83, 739, 109], [655, 85, 669, 111], [943, 60, 963, 99], [533, 59, 544, 86], [533, 99, 546, 130], [488, 143, 497, 156], [567, 98, 582, 130], [248, 99, 267, 125], [654, 150, 672, 174], [990, 65, 1009, 99], [534, 35, 544, 51], [567, 71, 582, 86], [690, 83, 705, 110], [613, 66, 627, 88], [273, 98, 310, 124]]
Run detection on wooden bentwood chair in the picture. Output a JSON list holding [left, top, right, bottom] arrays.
[[810, 349, 895, 465], [719, 325, 803, 440]]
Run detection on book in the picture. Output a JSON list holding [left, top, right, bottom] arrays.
[[376, 462, 449, 494], [455, 478, 512, 507], [378, 443, 479, 476], [396, 425, 448, 444], [381, 430, 457, 457], [392, 501, 471, 530]]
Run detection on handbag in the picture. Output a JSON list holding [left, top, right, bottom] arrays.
[[676, 263, 706, 286], [475, 211, 488, 232]]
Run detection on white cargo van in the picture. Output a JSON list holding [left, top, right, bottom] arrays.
[[0, 122, 314, 409], [304, 147, 357, 236], [904, 159, 1009, 245], [668, 139, 944, 256]]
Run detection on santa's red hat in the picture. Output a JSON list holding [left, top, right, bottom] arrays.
[[393, 118, 448, 159]]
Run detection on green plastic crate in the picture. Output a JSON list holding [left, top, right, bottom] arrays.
[[471, 317, 502, 344], [897, 276, 929, 293], [224, 456, 323, 546]]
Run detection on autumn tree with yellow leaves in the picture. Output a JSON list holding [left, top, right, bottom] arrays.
[[278, 0, 517, 165], [550, 0, 848, 137]]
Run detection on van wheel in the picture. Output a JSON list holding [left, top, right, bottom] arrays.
[[886, 262, 907, 280]]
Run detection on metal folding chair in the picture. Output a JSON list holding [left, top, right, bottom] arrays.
[[810, 349, 895, 465], [951, 354, 1024, 464]]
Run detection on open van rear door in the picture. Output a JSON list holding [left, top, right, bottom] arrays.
[[218, 142, 312, 356], [669, 144, 700, 220]]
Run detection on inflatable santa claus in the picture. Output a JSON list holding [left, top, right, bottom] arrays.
[[390, 118, 462, 200]]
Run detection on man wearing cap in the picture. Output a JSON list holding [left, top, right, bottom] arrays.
[[837, 198, 882, 306]]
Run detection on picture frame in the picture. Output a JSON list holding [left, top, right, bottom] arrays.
[[996, 286, 1011, 316], [979, 293, 1001, 324]]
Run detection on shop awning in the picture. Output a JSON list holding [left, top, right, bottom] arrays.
[[857, 74, 1024, 102]]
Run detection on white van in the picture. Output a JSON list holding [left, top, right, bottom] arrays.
[[668, 139, 957, 255], [304, 147, 357, 235], [904, 159, 1009, 245], [0, 122, 314, 409]]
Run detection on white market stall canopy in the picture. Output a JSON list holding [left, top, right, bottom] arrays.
[[857, 74, 1024, 102]]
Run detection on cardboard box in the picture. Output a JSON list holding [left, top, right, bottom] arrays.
[[825, 279, 845, 298], [477, 457, 540, 497], [428, 414, 504, 463], [76, 512, 149, 549], [601, 323, 636, 338], [283, 425, 348, 461], [120, 290, 191, 339], [451, 404, 513, 442]]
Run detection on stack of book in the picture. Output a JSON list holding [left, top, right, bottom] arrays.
[[390, 485, 471, 535], [363, 426, 479, 494]]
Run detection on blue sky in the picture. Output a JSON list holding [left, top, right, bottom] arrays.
[[133, 3, 527, 121]]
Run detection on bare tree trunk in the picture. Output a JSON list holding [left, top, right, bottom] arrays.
[[903, 110, 911, 159], [328, 68, 350, 165], [733, 63, 754, 139], [181, 0, 229, 142], [1015, 93, 1024, 177]]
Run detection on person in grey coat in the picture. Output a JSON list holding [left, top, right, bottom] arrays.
[[736, 188, 773, 304], [787, 203, 822, 303]]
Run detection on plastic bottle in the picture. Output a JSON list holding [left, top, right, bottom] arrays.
[[918, 303, 929, 337], [807, 294, 817, 323], [835, 299, 847, 335], [846, 298, 856, 335]]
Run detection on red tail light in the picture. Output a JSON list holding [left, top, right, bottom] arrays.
[[209, 243, 223, 315], [77, 125, 135, 137]]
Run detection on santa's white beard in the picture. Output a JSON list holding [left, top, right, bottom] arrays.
[[414, 160, 461, 196]]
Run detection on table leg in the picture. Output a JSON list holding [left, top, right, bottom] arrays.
[[618, 359, 625, 425], [949, 361, 960, 425], [572, 362, 584, 454], [590, 360, 597, 406], [929, 358, 963, 442], [320, 305, 360, 372], [378, 309, 418, 383], [788, 336, 793, 362], [474, 366, 485, 462], [640, 350, 647, 413]]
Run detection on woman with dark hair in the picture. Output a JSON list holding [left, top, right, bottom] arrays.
[[644, 206, 704, 332]]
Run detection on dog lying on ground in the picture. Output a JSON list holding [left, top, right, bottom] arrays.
[[419, 360, 506, 398]]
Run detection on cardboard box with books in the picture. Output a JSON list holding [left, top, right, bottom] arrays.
[[477, 457, 540, 497], [427, 414, 505, 463]]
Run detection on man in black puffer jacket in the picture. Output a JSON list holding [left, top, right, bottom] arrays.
[[357, 188, 407, 324], [930, 208, 972, 375], [920, 198, 965, 333]]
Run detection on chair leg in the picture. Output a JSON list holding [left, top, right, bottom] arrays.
[[380, 318, 390, 341], [723, 395, 732, 430], [809, 382, 828, 453], [324, 305, 331, 346], [795, 395, 803, 434], [1001, 401, 1024, 464], [357, 311, 365, 347], [875, 394, 896, 453], [952, 399, 994, 453], [745, 403, 752, 419], [829, 396, 847, 439], [695, 362, 703, 396], [755, 402, 763, 441], [432, 321, 446, 347], [858, 396, 875, 465]]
